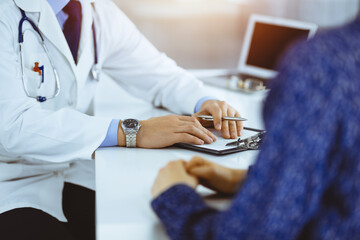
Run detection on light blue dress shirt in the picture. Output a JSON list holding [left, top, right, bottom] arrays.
[[47, 0, 70, 29], [46, 0, 216, 147]]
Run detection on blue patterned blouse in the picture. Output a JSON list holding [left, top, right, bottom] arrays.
[[151, 17, 360, 240]]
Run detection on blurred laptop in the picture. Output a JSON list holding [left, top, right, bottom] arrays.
[[198, 14, 318, 91]]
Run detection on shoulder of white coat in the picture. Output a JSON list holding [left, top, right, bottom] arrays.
[[0, 0, 23, 40], [93, 0, 119, 6], [93, 0, 129, 19], [0, 0, 21, 19], [93, 0, 135, 33]]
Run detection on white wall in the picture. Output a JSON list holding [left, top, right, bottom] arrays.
[[95, 0, 359, 108], [289, 0, 358, 28], [112, 0, 359, 68], [241, 0, 359, 27]]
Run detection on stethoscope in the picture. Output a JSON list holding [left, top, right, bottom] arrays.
[[18, 7, 99, 103]]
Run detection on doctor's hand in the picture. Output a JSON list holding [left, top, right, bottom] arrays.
[[186, 156, 247, 195], [194, 100, 243, 139], [151, 160, 198, 199], [120, 115, 217, 148]]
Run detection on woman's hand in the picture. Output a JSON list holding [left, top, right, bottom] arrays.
[[186, 156, 247, 195], [151, 160, 198, 199], [194, 100, 243, 139]]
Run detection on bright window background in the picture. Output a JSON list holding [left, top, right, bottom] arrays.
[[95, 0, 359, 112], [113, 0, 359, 69]]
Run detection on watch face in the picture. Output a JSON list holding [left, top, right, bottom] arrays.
[[124, 119, 138, 128]]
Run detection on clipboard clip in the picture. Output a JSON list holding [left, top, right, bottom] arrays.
[[226, 131, 266, 150]]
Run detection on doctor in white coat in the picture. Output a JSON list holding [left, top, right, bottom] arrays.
[[0, 0, 243, 239]]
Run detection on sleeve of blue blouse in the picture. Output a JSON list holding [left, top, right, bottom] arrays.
[[151, 38, 341, 240]]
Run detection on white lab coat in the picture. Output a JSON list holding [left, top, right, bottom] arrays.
[[0, 0, 207, 221]]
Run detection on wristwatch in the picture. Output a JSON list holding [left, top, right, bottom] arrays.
[[121, 119, 141, 148]]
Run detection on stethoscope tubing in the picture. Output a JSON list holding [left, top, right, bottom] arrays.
[[18, 6, 98, 103]]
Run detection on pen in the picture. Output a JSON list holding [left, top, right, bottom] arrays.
[[197, 115, 247, 122]]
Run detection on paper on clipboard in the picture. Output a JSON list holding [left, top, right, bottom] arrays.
[[189, 128, 257, 151], [175, 127, 264, 155]]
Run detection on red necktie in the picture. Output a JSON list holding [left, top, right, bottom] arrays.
[[63, 1, 82, 64]]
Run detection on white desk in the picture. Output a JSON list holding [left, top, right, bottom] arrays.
[[94, 78, 266, 240]]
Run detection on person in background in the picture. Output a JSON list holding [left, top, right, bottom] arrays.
[[151, 16, 360, 240]]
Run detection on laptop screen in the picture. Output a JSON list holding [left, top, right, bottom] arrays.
[[246, 22, 310, 71]]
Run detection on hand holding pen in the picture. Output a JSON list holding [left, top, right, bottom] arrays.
[[194, 100, 245, 139]]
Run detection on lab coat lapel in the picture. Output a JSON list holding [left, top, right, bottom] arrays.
[[14, 0, 78, 79], [37, 3, 78, 77], [78, 0, 93, 63], [76, 0, 94, 88]]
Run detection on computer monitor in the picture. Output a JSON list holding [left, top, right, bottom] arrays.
[[238, 14, 318, 80]]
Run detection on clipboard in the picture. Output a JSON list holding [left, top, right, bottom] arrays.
[[175, 127, 265, 156]]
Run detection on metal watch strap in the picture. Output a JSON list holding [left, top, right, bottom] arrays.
[[121, 119, 141, 148], [125, 131, 137, 148]]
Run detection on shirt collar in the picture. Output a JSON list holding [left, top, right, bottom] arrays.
[[47, 0, 70, 15]]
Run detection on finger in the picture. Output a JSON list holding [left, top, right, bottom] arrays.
[[235, 112, 243, 136], [176, 160, 188, 171], [187, 125, 214, 144], [193, 118, 217, 141], [178, 124, 214, 144], [176, 133, 205, 145], [181, 115, 212, 129], [179, 115, 204, 123], [168, 159, 183, 167], [193, 113, 215, 128], [227, 108, 238, 139], [178, 115, 195, 122], [217, 102, 230, 139], [207, 102, 223, 131], [169, 160, 188, 173], [186, 156, 207, 170], [188, 166, 213, 180], [179, 117, 216, 140], [221, 119, 231, 139], [191, 155, 208, 163], [178, 115, 211, 127], [179, 159, 187, 166]]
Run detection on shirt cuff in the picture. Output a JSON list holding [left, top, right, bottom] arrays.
[[99, 119, 120, 147], [194, 96, 218, 113]]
